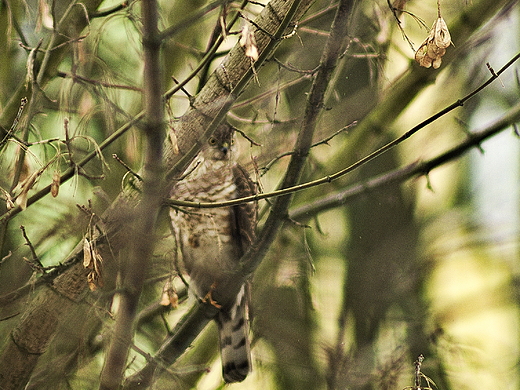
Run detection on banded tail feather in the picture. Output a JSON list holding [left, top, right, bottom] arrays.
[[216, 284, 251, 383]]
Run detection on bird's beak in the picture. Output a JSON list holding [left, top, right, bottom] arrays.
[[220, 142, 230, 155]]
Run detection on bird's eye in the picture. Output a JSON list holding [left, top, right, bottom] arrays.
[[230, 139, 235, 145], [208, 137, 217, 145]]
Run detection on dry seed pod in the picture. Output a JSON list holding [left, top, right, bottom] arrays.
[[14, 170, 40, 210], [415, 17, 452, 69], [433, 17, 451, 49], [51, 170, 60, 197], [160, 281, 179, 308], [83, 238, 92, 267]]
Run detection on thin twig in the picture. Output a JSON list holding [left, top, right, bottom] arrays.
[[20, 225, 45, 273], [56, 71, 142, 91], [261, 121, 357, 173], [0, 97, 27, 148], [0, 2, 246, 225], [90, 1, 129, 18], [123, 2, 310, 387], [112, 154, 143, 181], [289, 98, 520, 220]]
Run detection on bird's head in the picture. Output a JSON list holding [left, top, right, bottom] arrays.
[[203, 124, 236, 162]]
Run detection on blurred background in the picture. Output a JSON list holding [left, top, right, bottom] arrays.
[[0, 0, 519, 389]]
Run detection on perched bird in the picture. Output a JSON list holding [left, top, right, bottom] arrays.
[[169, 124, 257, 383]]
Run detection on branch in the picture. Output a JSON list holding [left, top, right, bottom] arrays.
[[0, 1, 314, 389], [289, 98, 520, 220], [100, 0, 165, 387], [0, 3, 106, 388], [233, 0, 357, 274], [0, 0, 105, 133], [123, 303, 219, 390], [0, 0, 300, 225], [260, 121, 356, 174]]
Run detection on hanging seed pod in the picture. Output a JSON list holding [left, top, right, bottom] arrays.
[[51, 170, 60, 197], [415, 17, 452, 69]]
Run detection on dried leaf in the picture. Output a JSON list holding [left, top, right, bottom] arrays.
[[415, 44, 431, 68], [94, 251, 103, 274], [51, 170, 60, 197], [160, 281, 178, 308], [83, 238, 92, 267], [87, 253, 103, 291], [432, 55, 443, 69], [433, 17, 451, 49], [87, 272, 99, 291], [6, 196, 15, 210], [0, 187, 15, 210], [14, 170, 40, 210], [169, 129, 179, 155], [84, 236, 103, 290], [36, 0, 53, 31], [240, 23, 259, 61]]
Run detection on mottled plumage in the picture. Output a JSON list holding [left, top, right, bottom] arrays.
[[169, 124, 257, 383]]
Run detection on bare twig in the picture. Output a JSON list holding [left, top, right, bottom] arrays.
[[20, 225, 45, 274], [112, 154, 143, 181], [403, 354, 436, 390], [123, 1, 312, 387], [261, 121, 357, 174], [0, 97, 27, 149], [0, 1, 250, 225], [56, 71, 142, 91], [89, 1, 129, 18], [289, 97, 520, 220]]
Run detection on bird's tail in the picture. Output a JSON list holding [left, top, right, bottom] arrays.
[[216, 284, 251, 383]]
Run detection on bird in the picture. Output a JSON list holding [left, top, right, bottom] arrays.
[[169, 123, 257, 383]]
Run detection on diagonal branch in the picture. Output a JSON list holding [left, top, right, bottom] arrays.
[[0, 0, 304, 225], [0, 1, 314, 389], [289, 98, 520, 220], [234, 0, 358, 281]]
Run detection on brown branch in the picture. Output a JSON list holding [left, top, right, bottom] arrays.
[[0, 2, 516, 389], [124, 3, 358, 388], [260, 121, 356, 174], [56, 71, 142, 91], [99, 0, 165, 387], [89, 1, 129, 18], [0, 97, 27, 149], [0, 0, 266, 226], [163, 1, 248, 102], [20, 225, 44, 274], [232, 0, 358, 282]]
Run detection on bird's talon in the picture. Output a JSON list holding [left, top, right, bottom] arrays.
[[202, 283, 222, 309]]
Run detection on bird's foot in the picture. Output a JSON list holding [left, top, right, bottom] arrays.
[[202, 282, 222, 309]]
